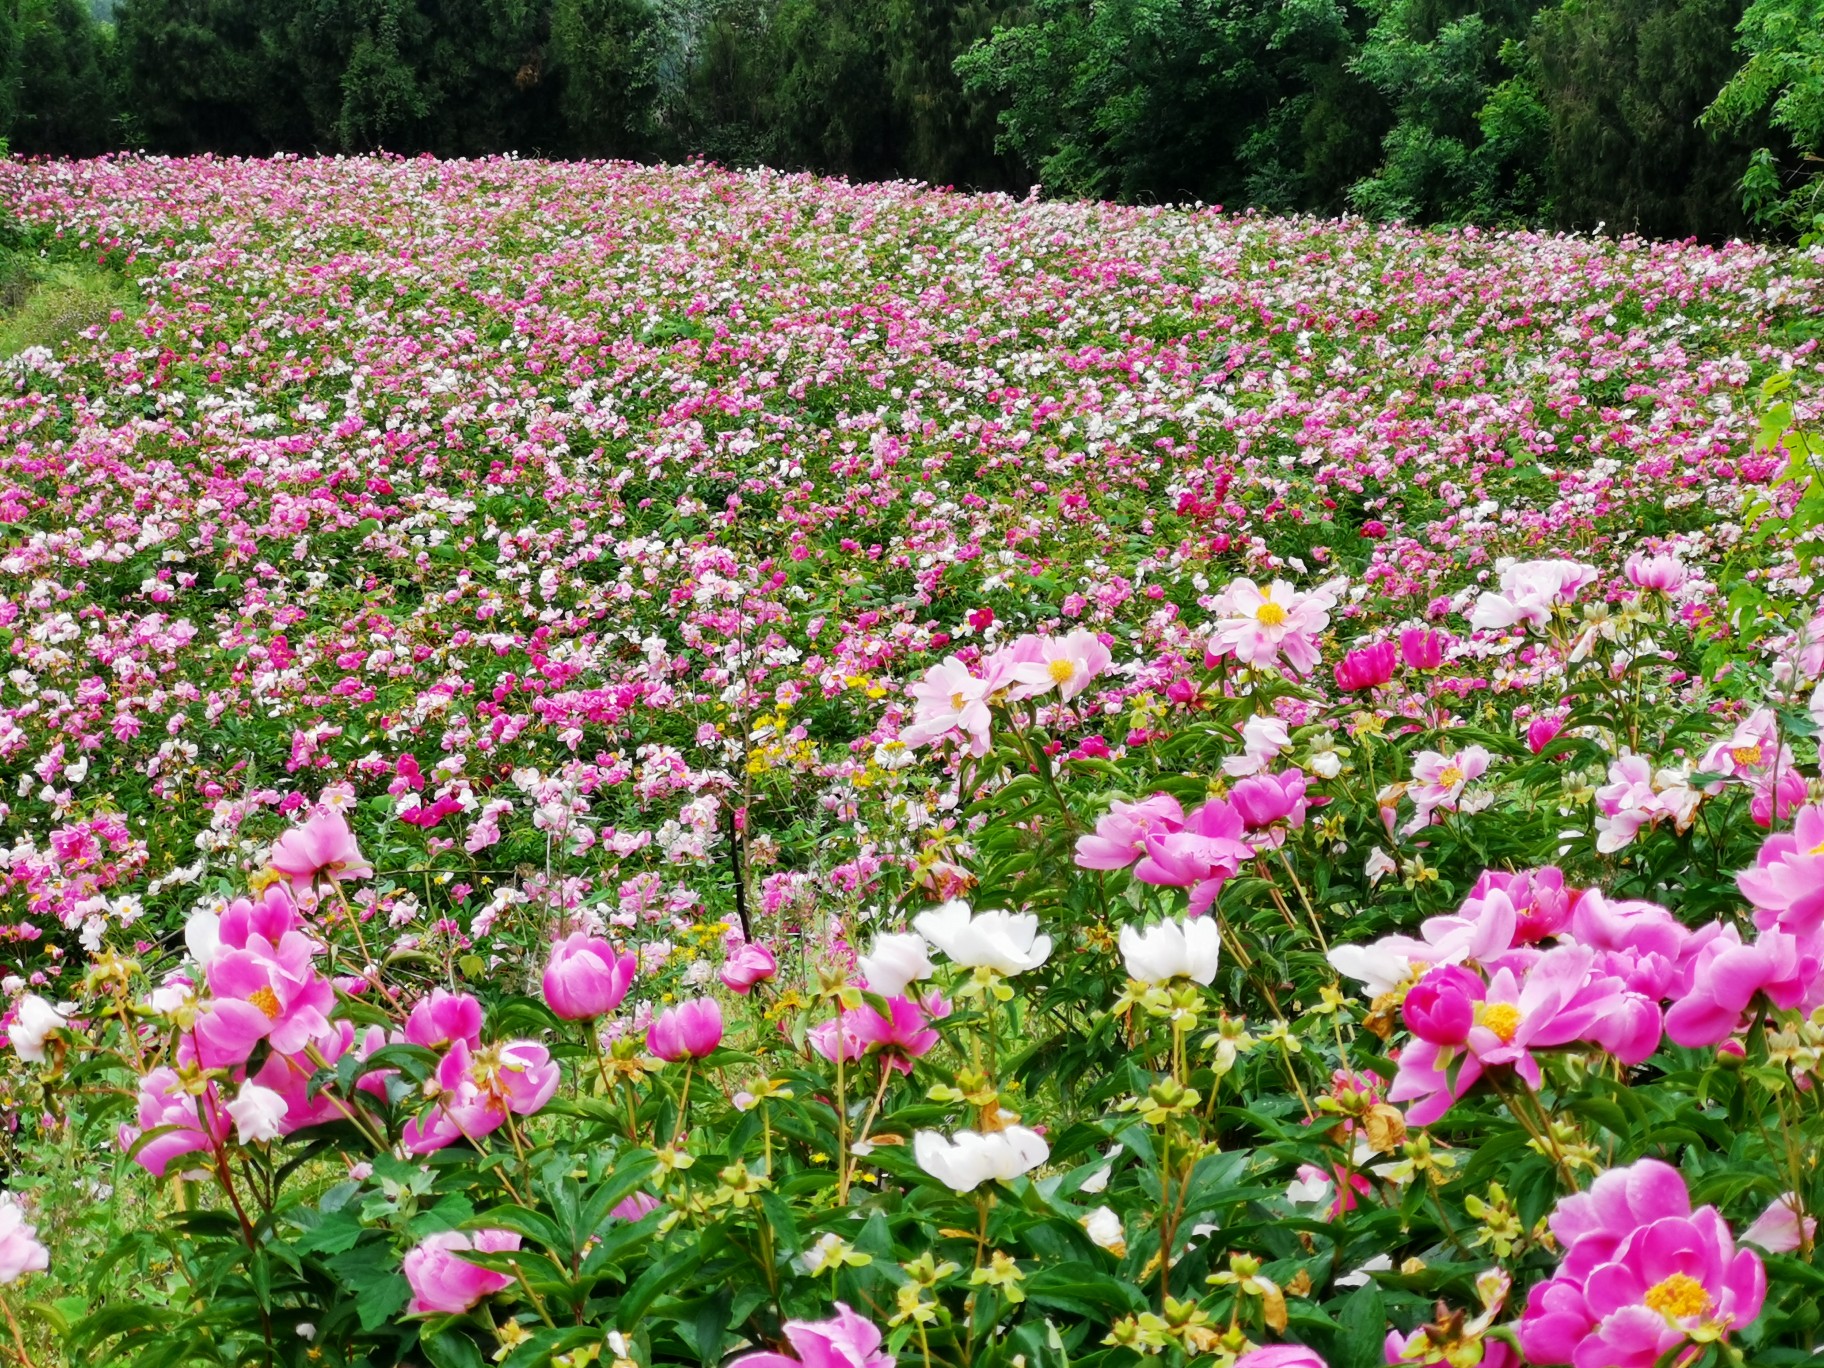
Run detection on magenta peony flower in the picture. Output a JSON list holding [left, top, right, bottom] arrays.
[[400, 1039, 560, 1154], [1399, 627, 1447, 670], [1737, 803, 1824, 938], [1526, 713, 1567, 755], [646, 998, 724, 1062], [1132, 797, 1253, 916], [1466, 867, 1575, 944], [1074, 794, 1185, 871], [1664, 925, 1821, 1048], [1521, 1160, 1764, 1368], [728, 1302, 895, 1368], [1402, 964, 1484, 1046], [267, 810, 372, 895], [1233, 1348, 1326, 1368], [719, 941, 778, 995], [847, 994, 945, 1073], [1229, 770, 1310, 834], [202, 930, 337, 1061], [543, 933, 638, 1019], [402, 1228, 522, 1314], [1333, 641, 1396, 692]]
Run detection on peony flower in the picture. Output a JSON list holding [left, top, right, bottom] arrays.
[[1594, 753, 1701, 854], [1406, 747, 1490, 830], [1074, 794, 1185, 872], [1739, 1192, 1814, 1254], [1465, 867, 1575, 944], [400, 1039, 561, 1153], [1334, 641, 1396, 692], [727, 1303, 895, 1368], [1625, 551, 1688, 593], [543, 933, 638, 1019], [1526, 713, 1567, 755], [1468, 558, 1599, 632], [404, 988, 485, 1050], [999, 630, 1112, 703], [1402, 964, 1484, 1046], [402, 1228, 522, 1315], [900, 657, 992, 756], [1206, 578, 1337, 677], [1234, 1348, 1327, 1368], [646, 998, 724, 1061], [1229, 769, 1309, 835], [226, 1081, 289, 1145], [1736, 803, 1824, 939], [913, 1126, 1049, 1192], [1521, 1160, 1764, 1368], [846, 994, 945, 1072], [184, 884, 300, 969], [1119, 917, 1222, 986], [1224, 715, 1292, 778], [856, 931, 935, 997], [0, 1194, 49, 1285], [1399, 627, 1447, 670], [6, 994, 69, 1063], [719, 941, 778, 994], [1664, 924, 1821, 1048], [1132, 797, 1253, 916], [913, 901, 1052, 976], [203, 930, 337, 1060], [1082, 1206, 1126, 1253], [120, 1067, 231, 1178], [267, 810, 372, 896]]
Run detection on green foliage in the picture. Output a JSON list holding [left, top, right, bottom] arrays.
[[1348, 0, 1548, 223], [956, 0, 1382, 210], [1705, 0, 1824, 238], [12, 0, 119, 156], [114, 0, 300, 151], [1532, 0, 1758, 239], [549, 0, 662, 156]]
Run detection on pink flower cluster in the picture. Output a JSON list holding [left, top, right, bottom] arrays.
[[902, 631, 1113, 755]]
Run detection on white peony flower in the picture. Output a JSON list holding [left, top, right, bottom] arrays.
[[913, 901, 1052, 976], [1118, 917, 1221, 986], [913, 1125, 1050, 1192], [1082, 1206, 1126, 1254], [857, 931, 935, 997], [5, 995, 69, 1063], [226, 1081, 288, 1145]]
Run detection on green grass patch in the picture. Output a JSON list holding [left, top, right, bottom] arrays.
[[0, 252, 138, 358]]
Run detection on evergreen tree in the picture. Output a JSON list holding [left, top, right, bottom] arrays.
[[115, 0, 294, 151], [13, 0, 119, 155], [550, 0, 662, 156], [1534, 0, 1758, 240]]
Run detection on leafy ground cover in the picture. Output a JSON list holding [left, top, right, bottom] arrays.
[[1, 156, 1823, 1368]]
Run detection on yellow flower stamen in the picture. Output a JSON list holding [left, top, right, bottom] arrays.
[[1644, 1273, 1711, 1322], [1479, 1003, 1521, 1044], [1255, 601, 1289, 627]]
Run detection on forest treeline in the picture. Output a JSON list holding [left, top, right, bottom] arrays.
[[0, 0, 1820, 241]]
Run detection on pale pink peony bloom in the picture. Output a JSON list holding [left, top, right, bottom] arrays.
[[900, 657, 992, 756], [268, 810, 372, 896], [1737, 803, 1824, 938], [1624, 551, 1689, 593], [1405, 747, 1490, 831], [720, 941, 778, 994], [403, 1228, 522, 1314], [1206, 578, 1337, 676], [1594, 754, 1700, 853], [400, 1039, 561, 1154], [1468, 558, 1599, 632], [119, 1066, 231, 1178], [1223, 714, 1292, 778], [1074, 794, 1185, 871], [0, 1195, 49, 1285], [1000, 630, 1112, 702], [1741, 1192, 1815, 1254]]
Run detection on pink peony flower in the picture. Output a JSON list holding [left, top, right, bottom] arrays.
[[1206, 578, 1337, 677], [267, 810, 372, 896], [1074, 794, 1185, 871], [1468, 558, 1599, 632], [402, 1228, 522, 1314], [1406, 747, 1490, 831], [847, 993, 946, 1072], [1233, 1348, 1326, 1368], [719, 941, 778, 995], [0, 1194, 50, 1285], [1402, 964, 1484, 1046], [1521, 1161, 1764, 1368], [900, 657, 991, 756], [1224, 715, 1292, 778], [202, 930, 337, 1062], [728, 1303, 895, 1368], [404, 988, 485, 1050], [1740, 1192, 1815, 1254], [647, 998, 724, 1061], [119, 1067, 231, 1178], [1737, 803, 1824, 938], [543, 933, 638, 1019], [1594, 754, 1700, 854], [1333, 641, 1396, 692], [1625, 551, 1689, 593], [1229, 770, 1310, 835], [1132, 797, 1254, 916], [998, 630, 1112, 703], [1526, 713, 1567, 755], [1664, 925, 1822, 1048], [400, 1039, 560, 1154]]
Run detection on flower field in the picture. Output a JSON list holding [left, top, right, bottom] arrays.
[[3, 154, 1824, 1368]]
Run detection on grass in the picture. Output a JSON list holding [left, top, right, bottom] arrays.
[[0, 252, 137, 358]]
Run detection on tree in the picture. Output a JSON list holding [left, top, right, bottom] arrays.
[[1348, 0, 1549, 223], [12, 0, 119, 155], [114, 0, 295, 151], [1533, 0, 1758, 240], [1704, 0, 1824, 236], [550, 0, 663, 156]]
